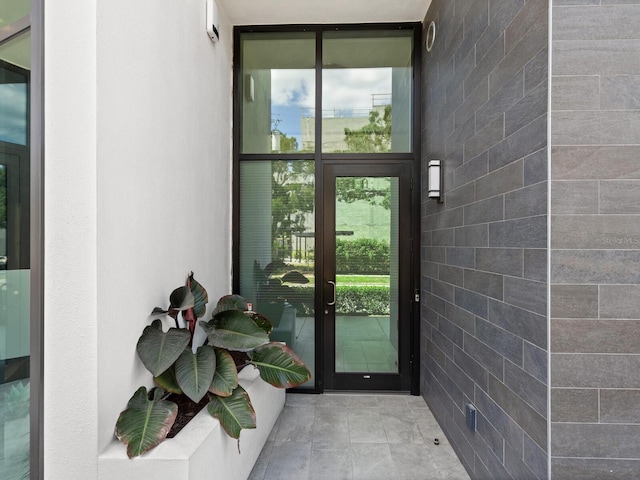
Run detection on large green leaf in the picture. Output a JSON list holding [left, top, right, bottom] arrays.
[[115, 387, 177, 458], [281, 271, 309, 284], [212, 294, 248, 316], [154, 365, 182, 394], [209, 348, 238, 397], [201, 310, 269, 351], [188, 272, 208, 319], [249, 342, 311, 388], [136, 320, 191, 376], [207, 386, 256, 439], [169, 285, 194, 311], [175, 345, 216, 403], [246, 311, 273, 335]]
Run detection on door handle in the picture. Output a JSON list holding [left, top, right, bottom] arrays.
[[327, 280, 336, 306]]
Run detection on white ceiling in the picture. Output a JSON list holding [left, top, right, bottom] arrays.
[[217, 0, 431, 25]]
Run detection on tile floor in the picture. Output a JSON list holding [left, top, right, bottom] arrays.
[[249, 393, 470, 480]]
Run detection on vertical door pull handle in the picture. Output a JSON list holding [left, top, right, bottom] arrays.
[[327, 280, 336, 306]]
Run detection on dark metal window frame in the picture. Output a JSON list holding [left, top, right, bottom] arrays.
[[232, 23, 422, 394]]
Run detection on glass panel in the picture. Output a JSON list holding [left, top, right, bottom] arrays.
[[334, 176, 398, 373], [239, 160, 315, 388], [240, 32, 316, 154], [0, 20, 30, 480], [322, 31, 413, 153], [0, 0, 30, 31]]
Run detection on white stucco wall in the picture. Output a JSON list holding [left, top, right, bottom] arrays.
[[44, 0, 233, 477]]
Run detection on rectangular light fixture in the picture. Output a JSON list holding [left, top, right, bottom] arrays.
[[428, 160, 443, 202]]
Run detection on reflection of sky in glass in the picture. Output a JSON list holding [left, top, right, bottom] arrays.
[[0, 83, 28, 145]]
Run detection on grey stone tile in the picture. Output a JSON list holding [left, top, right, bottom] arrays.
[[463, 269, 504, 300], [524, 147, 547, 187], [554, 4, 640, 40], [443, 354, 476, 401], [505, 81, 548, 138], [488, 298, 547, 348], [455, 224, 489, 247], [477, 68, 524, 128], [476, 159, 524, 201], [433, 278, 455, 304], [600, 389, 640, 424], [476, 247, 523, 277], [552, 214, 640, 249], [454, 78, 489, 130], [505, 181, 547, 220], [600, 75, 640, 109], [551, 250, 640, 284], [382, 410, 424, 444], [445, 301, 475, 334], [601, 285, 640, 318], [504, 0, 547, 53], [552, 110, 640, 146], [488, 374, 547, 449], [551, 145, 640, 180], [489, 215, 547, 248], [600, 180, 640, 214], [453, 152, 489, 188], [348, 408, 386, 443], [425, 246, 446, 264], [286, 393, 319, 407], [446, 247, 476, 268], [310, 447, 353, 480], [274, 406, 315, 443], [476, 0, 524, 56], [550, 388, 598, 422], [248, 440, 273, 480], [435, 206, 465, 229], [464, 116, 504, 162], [433, 328, 456, 359], [525, 45, 548, 95], [463, 332, 504, 379], [552, 319, 640, 354], [264, 441, 312, 480], [389, 443, 470, 480], [504, 276, 547, 316], [439, 317, 464, 348], [523, 434, 548, 480], [446, 115, 476, 158], [464, 31, 506, 95], [351, 443, 398, 480], [551, 75, 600, 110], [551, 353, 640, 388], [523, 341, 547, 384], [439, 265, 465, 288], [552, 423, 640, 459], [433, 228, 455, 247], [445, 183, 475, 210], [524, 248, 547, 282], [550, 284, 598, 319], [477, 317, 524, 366], [455, 287, 489, 318], [553, 39, 640, 76], [313, 407, 350, 448], [453, 345, 489, 390], [474, 386, 526, 453], [504, 360, 548, 417], [504, 440, 541, 480], [550, 181, 599, 214], [464, 195, 504, 226], [488, 115, 547, 172], [552, 458, 640, 480]]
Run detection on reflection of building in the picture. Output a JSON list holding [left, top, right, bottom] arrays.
[[301, 94, 390, 152]]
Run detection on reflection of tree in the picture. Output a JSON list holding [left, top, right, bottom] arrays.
[[272, 160, 314, 260], [278, 132, 299, 153], [336, 177, 390, 210], [343, 104, 391, 153], [0, 166, 6, 228]]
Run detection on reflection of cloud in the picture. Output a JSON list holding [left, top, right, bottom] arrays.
[[271, 67, 392, 111], [0, 84, 28, 145]]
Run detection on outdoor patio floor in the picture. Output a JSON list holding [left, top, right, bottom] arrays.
[[248, 393, 470, 480]]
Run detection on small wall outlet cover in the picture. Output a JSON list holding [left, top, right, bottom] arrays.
[[465, 403, 476, 432]]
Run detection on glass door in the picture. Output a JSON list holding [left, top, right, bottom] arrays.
[[323, 163, 412, 391]]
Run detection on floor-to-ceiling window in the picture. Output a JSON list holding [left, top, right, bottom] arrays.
[[234, 25, 420, 393], [0, 0, 41, 477]]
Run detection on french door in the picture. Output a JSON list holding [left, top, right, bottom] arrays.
[[321, 162, 413, 391]]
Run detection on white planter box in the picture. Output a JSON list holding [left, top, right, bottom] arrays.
[[99, 366, 285, 480]]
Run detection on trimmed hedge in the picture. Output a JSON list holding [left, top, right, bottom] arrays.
[[288, 285, 390, 316], [336, 238, 390, 275]]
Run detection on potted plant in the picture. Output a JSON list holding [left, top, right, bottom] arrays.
[[114, 272, 311, 458]]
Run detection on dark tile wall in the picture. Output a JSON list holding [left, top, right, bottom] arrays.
[[421, 0, 549, 478], [550, 2, 640, 478]]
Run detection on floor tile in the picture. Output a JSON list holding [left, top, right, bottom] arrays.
[[263, 442, 312, 480], [310, 447, 353, 480], [348, 408, 386, 443], [351, 443, 398, 480], [274, 406, 315, 443]]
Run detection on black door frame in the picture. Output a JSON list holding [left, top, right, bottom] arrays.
[[232, 23, 422, 394], [321, 161, 413, 391]]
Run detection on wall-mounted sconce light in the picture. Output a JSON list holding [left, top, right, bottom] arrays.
[[206, 0, 220, 43], [426, 21, 436, 52], [428, 160, 443, 203]]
